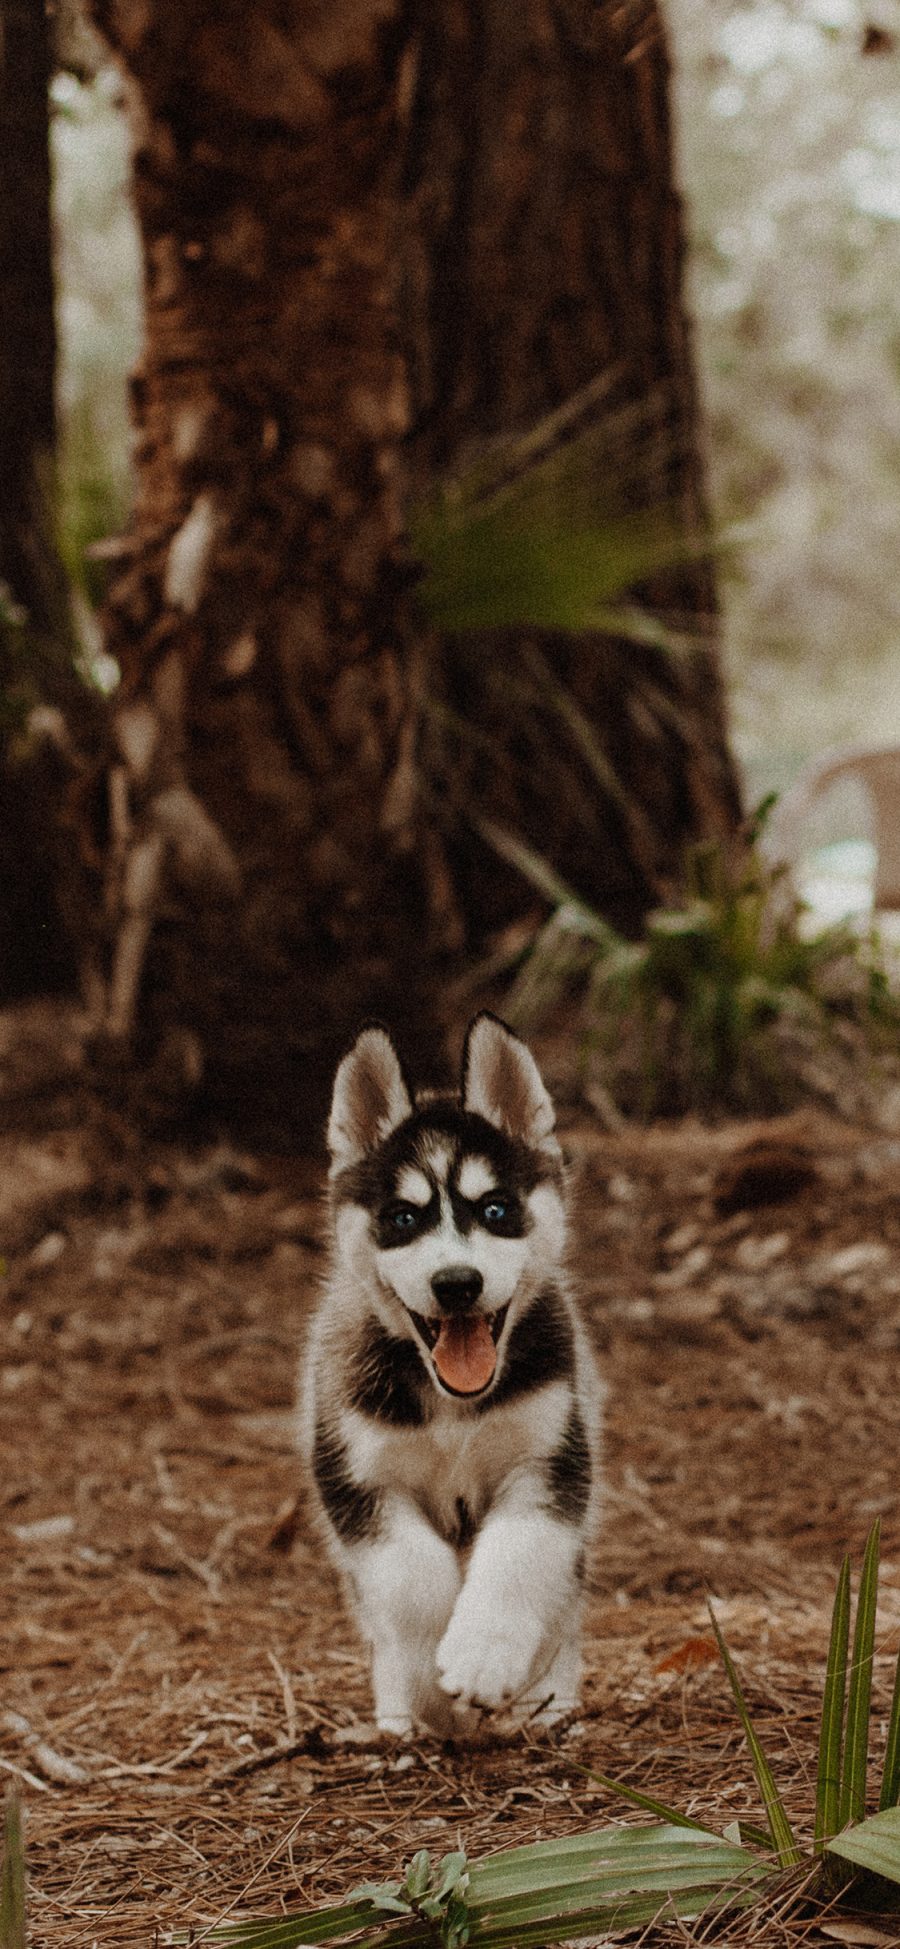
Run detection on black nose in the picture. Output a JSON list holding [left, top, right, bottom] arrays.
[[430, 1265, 484, 1312]]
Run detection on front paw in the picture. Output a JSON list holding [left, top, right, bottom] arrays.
[[436, 1610, 541, 1709]]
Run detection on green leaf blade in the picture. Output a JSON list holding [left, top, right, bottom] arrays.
[[466, 1824, 767, 1900], [827, 1803, 900, 1886], [204, 1900, 413, 1949], [879, 1636, 900, 1811], [404, 1853, 432, 1901], [571, 1764, 717, 1834], [840, 1517, 881, 1830], [816, 1553, 851, 1851], [464, 1826, 771, 1945], [707, 1601, 802, 1869]]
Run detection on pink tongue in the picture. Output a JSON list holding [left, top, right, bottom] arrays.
[[433, 1315, 497, 1393]]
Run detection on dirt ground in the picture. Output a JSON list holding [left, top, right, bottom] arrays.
[[3, 1001, 900, 1949]]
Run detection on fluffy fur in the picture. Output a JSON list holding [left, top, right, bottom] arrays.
[[301, 1013, 602, 1736]]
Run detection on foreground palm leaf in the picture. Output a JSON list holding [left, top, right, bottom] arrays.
[[213, 1828, 769, 1949], [828, 1806, 900, 1885]]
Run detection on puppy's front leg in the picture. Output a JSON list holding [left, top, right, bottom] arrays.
[[436, 1489, 584, 1714], [348, 1495, 463, 1735]]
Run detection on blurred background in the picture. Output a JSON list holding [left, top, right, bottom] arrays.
[[51, 0, 900, 793], [5, 0, 900, 1138]]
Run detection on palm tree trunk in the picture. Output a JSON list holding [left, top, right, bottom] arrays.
[[82, 0, 741, 1139], [404, 0, 741, 938], [87, 0, 451, 1136]]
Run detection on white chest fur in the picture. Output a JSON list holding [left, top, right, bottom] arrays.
[[340, 1379, 573, 1542]]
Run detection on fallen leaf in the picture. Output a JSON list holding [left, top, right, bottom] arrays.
[[654, 1636, 718, 1676]]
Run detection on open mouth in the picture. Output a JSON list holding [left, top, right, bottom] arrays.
[[409, 1306, 508, 1396]]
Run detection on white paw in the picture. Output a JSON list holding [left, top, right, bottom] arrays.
[[436, 1611, 542, 1709]]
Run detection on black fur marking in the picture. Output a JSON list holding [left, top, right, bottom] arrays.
[[313, 1420, 381, 1542], [348, 1317, 430, 1426], [375, 1190, 440, 1250], [333, 1100, 559, 1219], [483, 1287, 575, 1409], [453, 1496, 477, 1549], [449, 1184, 526, 1239], [545, 1405, 592, 1524]]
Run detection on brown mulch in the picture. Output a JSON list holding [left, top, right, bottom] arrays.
[[3, 1002, 900, 1949]]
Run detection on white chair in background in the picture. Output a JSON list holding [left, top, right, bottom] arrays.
[[763, 743, 900, 930]]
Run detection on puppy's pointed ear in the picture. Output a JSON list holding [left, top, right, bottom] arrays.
[[461, 1013, 558, 1150], [327, 1026, 413, 1172]]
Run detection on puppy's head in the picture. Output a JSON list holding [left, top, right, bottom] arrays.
[[327, 1014, 566, 1399]]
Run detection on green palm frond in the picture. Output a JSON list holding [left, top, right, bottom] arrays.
[[213, 1828, 768, 1949], [816, 1553, 851, 1850], [840, 1519, 881, 1831], [410, 381, 703, 640], [707, 1603, 802, 1869]]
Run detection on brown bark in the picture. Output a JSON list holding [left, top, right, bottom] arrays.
[[87, 0, 450, 1138], [83, 0, 741, 1141], [403, 0, 742, 937]]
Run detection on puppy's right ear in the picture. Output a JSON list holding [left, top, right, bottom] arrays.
[[327, 1026, 413, 1173]]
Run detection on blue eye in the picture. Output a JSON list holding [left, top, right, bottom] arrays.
[[482, 1197, 510, 1226], [388, 1204, 418, 1232]]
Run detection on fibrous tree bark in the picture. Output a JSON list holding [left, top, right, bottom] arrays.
[[86, 0, 453, 1135], [83, 0, 740, 1141], [404, 0, 741, 938]]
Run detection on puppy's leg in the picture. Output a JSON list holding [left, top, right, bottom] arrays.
[[347, 1496, 463, 1734], [436, 1487, 585, 1714], [524, 1627, 583, 1722]]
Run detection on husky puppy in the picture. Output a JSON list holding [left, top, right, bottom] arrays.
[[302, 1012, 601, 1736]]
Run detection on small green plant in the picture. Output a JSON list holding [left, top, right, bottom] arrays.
[[352, 1850, 470, 1949], [495, 798, 900, 1116], [209, 1524, 900, 1949]]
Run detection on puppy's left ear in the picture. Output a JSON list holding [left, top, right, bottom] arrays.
[[327, 1025, 413, 1173], [461, 1013, 558, 1150]]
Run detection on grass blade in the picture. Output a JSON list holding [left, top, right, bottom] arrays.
[[0, 1795, 26, 1949], [827, 1804, 900, 1886], [203, 1900, 402, 1949], [840, 1517, 880, 1830], [571, 1763, 716, 1834], [467, 1824, 741, 1890], [707, 1600, 802, 1868], [879, 1634, 900, 1811], [470, 814, 615, 941], [816, 1553, 851, 1850]]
